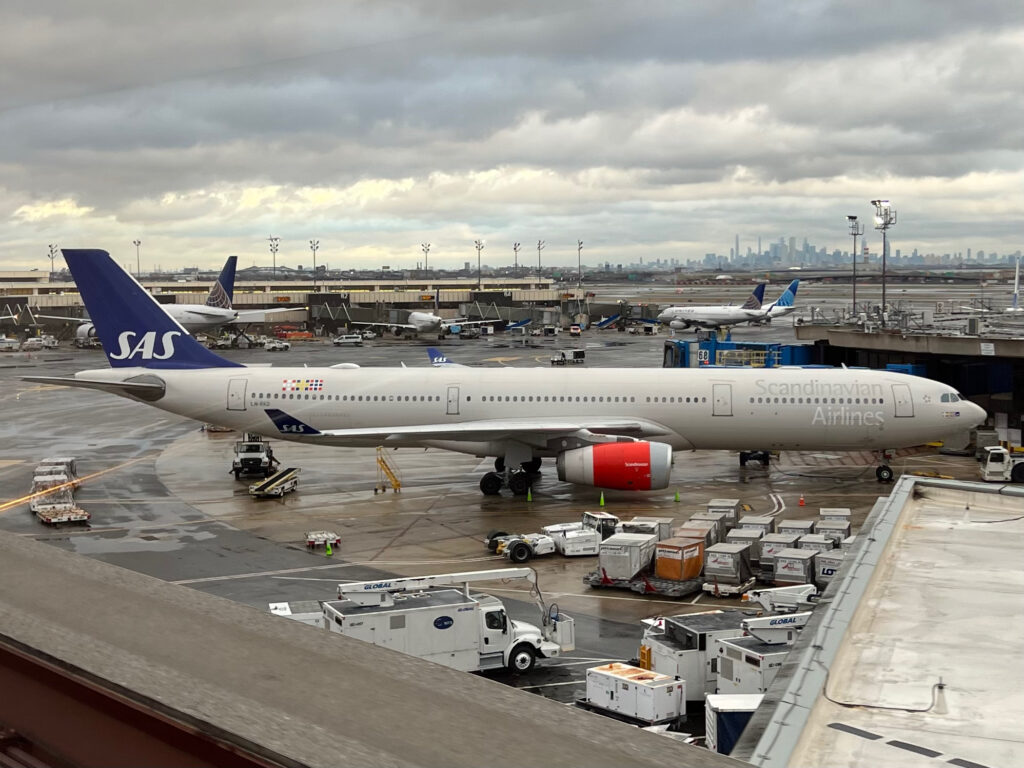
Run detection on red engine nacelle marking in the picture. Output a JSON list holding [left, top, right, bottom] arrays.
[[591, 442, 656, 491]]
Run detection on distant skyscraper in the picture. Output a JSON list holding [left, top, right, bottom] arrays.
[[735, 234, 739, 262]]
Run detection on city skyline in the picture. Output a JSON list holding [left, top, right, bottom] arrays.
[[2, 3, 1022, 270]]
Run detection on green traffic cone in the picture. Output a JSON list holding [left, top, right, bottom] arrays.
[[325, 540, 333, 557], [527, 487, 533, 502], [674, 489, 680, 502], [599, 491, 605, 507]]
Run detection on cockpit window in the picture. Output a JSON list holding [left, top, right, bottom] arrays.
[[940, 393, 960, 403]]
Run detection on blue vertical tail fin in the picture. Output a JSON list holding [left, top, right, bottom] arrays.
[[205, 255, 237, 308], [62, 249, 243, 369], [740, 283, 766, 310], [772, 279, 800, 309]]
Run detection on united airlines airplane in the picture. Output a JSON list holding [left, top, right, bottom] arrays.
[[27, 251, 984, 495], [657, 284, 767, 330]]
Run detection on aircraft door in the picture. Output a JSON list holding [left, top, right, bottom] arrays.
[[446, 385, 460, 415], [227, 377, 248, 411], [712, 383, 733, 416], [891, 383, 914, 417]]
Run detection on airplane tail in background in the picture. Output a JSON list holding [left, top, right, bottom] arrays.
[[740, 283, 767, 310], [61, 249, 243, 370], [771, 279, 800, 309], [205, 255, 237, 309]]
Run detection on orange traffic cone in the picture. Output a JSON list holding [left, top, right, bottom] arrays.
[[798, 493, 805, 507]]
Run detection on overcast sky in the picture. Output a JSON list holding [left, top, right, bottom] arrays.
[[2, 1, 1022, 271]]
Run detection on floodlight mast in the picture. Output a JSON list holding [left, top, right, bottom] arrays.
[[513, 242, 521, 278], [870, 200, 896, 325], [537, 240, 545, 275], [421, 243, 430, 277], [268, 236, 280, 278], [847, 216, 864, 316], [474, 239, 485, 289]]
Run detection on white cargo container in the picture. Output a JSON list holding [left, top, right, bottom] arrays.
[[640, 610, 748, 702], [598, 533, 656, 580], [616, 516, 674, 541], [758, 533, 801, 579], [815, 550, 846, 588], [777, 519, 816, 537], [725, 528, 763, 563], [268, 600, 326, 628], [690, 510, 730, 542], [815, 519, 852, 545], [706, 694, 764, 755], [819, 507, 852, 523], [738, 515, 776, 536], [706, 498, 741, 528], [715, 636, 790, 695], [841, 535, 857, 551], [702, 543, 755, 596], [673, 519, 719, 547], [773, 548, 817, 586], [797, 533, 835, 553], [584, 663, 685, 725]]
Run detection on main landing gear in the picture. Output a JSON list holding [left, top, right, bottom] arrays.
[[739, 450, 772, 467], [875, 449, 895, 483], [480, 458, 543, 496]]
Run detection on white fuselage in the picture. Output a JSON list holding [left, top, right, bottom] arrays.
[[406, 311, 445, 334], [657, 306, 759, 329], [77, 366, 983, 458], [165, 304, 239, 332]]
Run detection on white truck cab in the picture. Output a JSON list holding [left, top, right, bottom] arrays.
[[980, 446, 1024, 483]]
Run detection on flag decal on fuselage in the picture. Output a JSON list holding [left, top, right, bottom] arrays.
[[282, 378, 325, 392]]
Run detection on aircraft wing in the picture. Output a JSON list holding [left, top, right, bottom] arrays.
[[347, 320, 417, 331], [25, 311, 87, 323], [231, 307, 304, 324], [264, 409, 682, 449], [441, 318, 494, 328], [22, 375, 165, 398]]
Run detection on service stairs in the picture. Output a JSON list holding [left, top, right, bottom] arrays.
[[375, 447, 402, 493]]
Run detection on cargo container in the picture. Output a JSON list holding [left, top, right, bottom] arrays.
[[673, 519, 719, 547], [815, 519, 852, 545], [758, 533, 801, 580], [705, 498, 741, 528], [715, 636, 790, 695], [776, 519, 815, 537], [583, 663, 685, 725], [705, 694, 764, 755], [640, 610, 748, 703], [819, 507, 853, 524], [815, 550, 845, 588], [725, 528, 763, 564], [598, 533, 656, 580], [617, 516, 674, 541], [702, 543, 755, 596], [738, 515, 776, 536], [654, 537, 704, 581], [797, 533, 835, 554], [689, 510, 730, 542], [841, 535, 857, 551], [773, 548, 817, 586]]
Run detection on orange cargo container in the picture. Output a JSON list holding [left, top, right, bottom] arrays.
[[654, 537, 705, 581]]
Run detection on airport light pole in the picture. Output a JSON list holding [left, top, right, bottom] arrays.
[[268, 236, 280, 279], [537, 240, 545, 275], [47, 243, 59, 282], [513, 242, 520, 278], [309, 239, 319, 292], [421, 243, 430, 278], [846, 216, 863, 316], [577, 240, 583, 288], [474, 239, 485, 289], [870, 200, 896, 325]]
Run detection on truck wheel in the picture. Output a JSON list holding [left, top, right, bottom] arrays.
[[486, 531, 508, 553], [1011, 463, 1024, 483], [508, 542, 532, 563], [508, 644, 536, 673]]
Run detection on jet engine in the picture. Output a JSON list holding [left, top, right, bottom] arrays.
[[391, 326, 404, 337], [669, 320, 689, 331], [556, 441, 672, 490], [75, 323, 97, 339]]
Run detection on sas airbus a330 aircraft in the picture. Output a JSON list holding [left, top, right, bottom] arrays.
[[28, 251, 984, 495]]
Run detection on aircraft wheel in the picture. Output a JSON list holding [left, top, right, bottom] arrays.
[[876, 465, 894, 482], [760, 453, 771, 467], [1011, 463, 1024, 483], [522, 457, 542, 473], [508, 472, 532, 496], [494, 456, 506, 472], [738, 452, 748, 467], [480, 472, 503, 496]]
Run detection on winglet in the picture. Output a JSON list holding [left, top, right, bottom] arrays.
[[61, 249, 242, 370], [264, 408, 322, 435]]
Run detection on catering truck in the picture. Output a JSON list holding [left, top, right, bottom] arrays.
[[275, 568, 575, 674]]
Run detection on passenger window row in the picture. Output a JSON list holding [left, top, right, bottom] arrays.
[[251, 393, 441, 402], [749, 396, 885, 405]]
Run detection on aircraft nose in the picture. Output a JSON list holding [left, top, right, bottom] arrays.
[[965, 400, 987, 427]]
